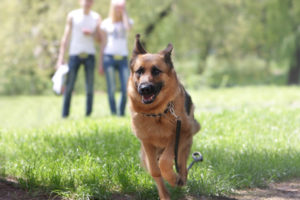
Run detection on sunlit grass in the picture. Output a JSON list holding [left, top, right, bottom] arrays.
[[0, 86, 300, 199]]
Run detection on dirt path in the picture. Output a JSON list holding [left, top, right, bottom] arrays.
[[1, 178, 300, 200], [0, 178, 61, 200], [229, 178, 300, 200]]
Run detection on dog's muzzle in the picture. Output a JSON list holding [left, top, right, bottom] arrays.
[[138, 82, 160, 104], [138, 83, 155, 95]]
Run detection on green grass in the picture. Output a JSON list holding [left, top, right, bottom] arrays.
[[0, 86, 300, 199]]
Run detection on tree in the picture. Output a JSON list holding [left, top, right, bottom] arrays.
[[252, 0, 300, 84]]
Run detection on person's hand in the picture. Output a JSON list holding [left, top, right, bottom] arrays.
[[55, 59, 64, 70], [98, 63, 104, 75], [82, 28, 93, 36]]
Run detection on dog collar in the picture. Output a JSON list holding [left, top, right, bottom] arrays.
[[142, 102, 174, 118]]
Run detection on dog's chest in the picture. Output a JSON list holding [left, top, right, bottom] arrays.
[[132, 115, 176, 147]]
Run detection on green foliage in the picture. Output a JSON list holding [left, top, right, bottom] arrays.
[[202, 55, 283, 88], [1, 87, 300, 199], [0, 0, 109, 95], [0, 0, 299, 95]]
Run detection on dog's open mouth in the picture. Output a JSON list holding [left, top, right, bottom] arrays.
[[138, 82, 163, 104], [142, 93, 157, 104]]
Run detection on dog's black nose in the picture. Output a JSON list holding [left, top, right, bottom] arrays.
[[139, 83, 155, 95]]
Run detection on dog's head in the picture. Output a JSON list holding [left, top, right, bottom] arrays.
[[129, 34, 177, 105]]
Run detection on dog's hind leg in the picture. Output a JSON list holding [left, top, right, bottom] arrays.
[[142, 142, 170, 200]]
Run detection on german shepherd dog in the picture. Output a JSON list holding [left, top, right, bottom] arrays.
[[128, 34, 200, 200]]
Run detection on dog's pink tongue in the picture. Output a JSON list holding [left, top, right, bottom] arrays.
[[143, 94, 154, 101]]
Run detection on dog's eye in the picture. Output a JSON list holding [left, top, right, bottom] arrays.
[[151, 67, 161, 76], [135, 67, 144, 75]]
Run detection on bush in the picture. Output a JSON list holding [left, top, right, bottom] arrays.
[[175, 55, 287, 90], [202, 55, 286, 88]]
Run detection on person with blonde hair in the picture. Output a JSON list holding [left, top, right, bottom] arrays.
[[99, 0, 133, 116], [56, 0, 103, 118]]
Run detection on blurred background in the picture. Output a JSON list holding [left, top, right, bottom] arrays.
[[0, 0, 300, 96], [1, 2, 300, 199]]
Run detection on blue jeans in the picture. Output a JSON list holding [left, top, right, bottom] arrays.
[[103, 54, 129, 116], [62, 55, 95, 117]]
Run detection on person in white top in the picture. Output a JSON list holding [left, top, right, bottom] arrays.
[[100, 0, 133, 116], [56, 0, 103, 118]]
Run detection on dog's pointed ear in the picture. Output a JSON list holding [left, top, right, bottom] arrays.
[[160, 43, 174, 68], [133, 34, 147, 56], [160, 43, 173, 56], [130, 34, 147, 71]]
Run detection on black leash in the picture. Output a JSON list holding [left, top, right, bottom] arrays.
[[174, 119, 181, 173], [174, 118, 203, 173], [166, 102, 181, 173], [169, 103, 203, 173]]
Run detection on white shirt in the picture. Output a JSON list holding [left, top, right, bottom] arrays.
[[101, 18, 133, 56], [69, 9, 100, 56]]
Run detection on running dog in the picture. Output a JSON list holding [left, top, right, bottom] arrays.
[[128, 34, 200, 200]]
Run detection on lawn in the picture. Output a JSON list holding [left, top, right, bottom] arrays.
[[0, 86, 300, 199]]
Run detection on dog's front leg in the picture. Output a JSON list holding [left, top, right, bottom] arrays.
[[159, 141, 181, 187], [177, 135, 193, 186], [142, 142, 170, 200]]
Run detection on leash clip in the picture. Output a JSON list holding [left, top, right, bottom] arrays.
[[168, 102, 180, 120], [188, 152, 203, 171]]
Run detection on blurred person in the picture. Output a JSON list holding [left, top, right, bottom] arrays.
[[99, 0, 133, 116], [56, 0, 103, 118]]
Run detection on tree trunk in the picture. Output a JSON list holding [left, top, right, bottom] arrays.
[[141, 2, 174, 48], [197, 40, 212, 74], [288, 47, 300, 85]]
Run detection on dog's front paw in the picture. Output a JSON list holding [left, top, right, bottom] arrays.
[[176, 176, 186, 187]]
